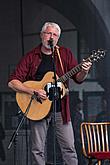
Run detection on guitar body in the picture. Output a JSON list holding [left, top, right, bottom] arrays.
[[16, 71, 66, 120]]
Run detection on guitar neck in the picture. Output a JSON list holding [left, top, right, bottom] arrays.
[[57, 49, 105, 84], [57, 63, 82, 83]]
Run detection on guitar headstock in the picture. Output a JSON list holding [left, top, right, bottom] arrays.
[[88, 49, 106, 62]]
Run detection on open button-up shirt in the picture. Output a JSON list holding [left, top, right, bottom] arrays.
[[8, 44, 80, 123]]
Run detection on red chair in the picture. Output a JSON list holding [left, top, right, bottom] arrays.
[[80, 122, 110, 165]]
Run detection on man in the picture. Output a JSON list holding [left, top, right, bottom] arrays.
[[8, 22, 92, 165]]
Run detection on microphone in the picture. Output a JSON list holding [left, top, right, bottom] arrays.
[[48, 38, 53, 48], [33, 92, 42, 104]]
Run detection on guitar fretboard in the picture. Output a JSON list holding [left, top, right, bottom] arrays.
[[57, 63, 82, 83]]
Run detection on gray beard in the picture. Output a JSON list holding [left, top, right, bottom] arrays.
[[42, 41, 56, 49]]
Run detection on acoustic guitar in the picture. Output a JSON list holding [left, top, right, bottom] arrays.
[[16, 49, 106, 120]]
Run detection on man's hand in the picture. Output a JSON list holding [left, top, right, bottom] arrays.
[[34, 89, 47, 100], [76, 60, 92, 82], [81, 59, 92, 73]]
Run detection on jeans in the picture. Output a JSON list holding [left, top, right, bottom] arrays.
[[30, 112, 78, 165]]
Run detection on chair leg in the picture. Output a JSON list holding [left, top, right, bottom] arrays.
[[92, 160, 101, 165], [88, 159, 101, 165], [98, 160, 101, 165]]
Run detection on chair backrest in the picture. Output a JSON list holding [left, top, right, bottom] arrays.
[[80, 122, 110, 158]]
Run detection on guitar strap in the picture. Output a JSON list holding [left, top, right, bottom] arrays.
[[55, 46, 68, 90], [55, 46, 65, 74]]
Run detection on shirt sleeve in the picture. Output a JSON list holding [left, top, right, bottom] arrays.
[[8, 52, 32, 83]]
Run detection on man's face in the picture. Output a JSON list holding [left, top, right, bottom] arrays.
[[40, 26, 60, 49]]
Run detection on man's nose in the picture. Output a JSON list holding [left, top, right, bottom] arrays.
[[50, 33, 54, 38]]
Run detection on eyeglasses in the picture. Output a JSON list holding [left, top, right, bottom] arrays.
[[43, 32, 59, 38]]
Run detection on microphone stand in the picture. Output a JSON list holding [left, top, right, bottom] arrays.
[[7, 93, 37, 164], [49, 40, 61, 165]]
